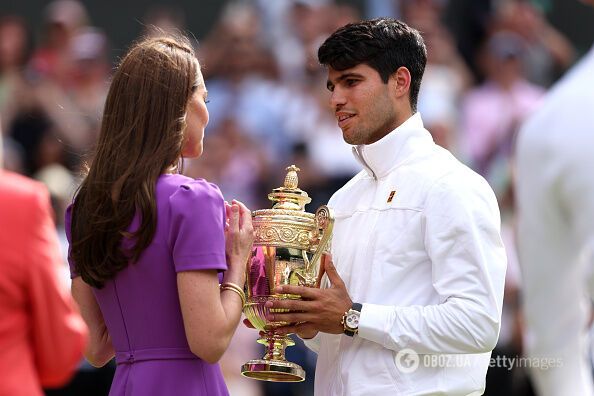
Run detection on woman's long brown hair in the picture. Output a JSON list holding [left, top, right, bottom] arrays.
[[70, 35, 199, 288]]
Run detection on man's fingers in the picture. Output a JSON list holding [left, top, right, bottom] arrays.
[[269, 311, 311, 325], [267, 297, 311, 312], [274, 325, 297, 335], [269, 323, 317, 338], [323, 258, 345, 288], [274, 324, 316, 338], [293, 323, 318, 339], [316, 252, 333, 286], [274, 284, 319, 299], [272, 324, 298, 335], [265, 298, 314, 322]]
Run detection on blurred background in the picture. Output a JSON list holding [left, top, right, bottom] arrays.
[[1, 0, 593, 395]]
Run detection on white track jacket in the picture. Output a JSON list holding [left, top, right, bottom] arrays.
[[304, 113, 507, 396]]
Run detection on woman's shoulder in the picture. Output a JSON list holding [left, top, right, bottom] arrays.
[[158, 174, 224, 206]]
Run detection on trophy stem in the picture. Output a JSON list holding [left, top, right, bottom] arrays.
[[241, 331, 305, 382], [260, 332, 293, 361]]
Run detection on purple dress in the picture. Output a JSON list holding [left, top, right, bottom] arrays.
[[66, 174, 229, 395]]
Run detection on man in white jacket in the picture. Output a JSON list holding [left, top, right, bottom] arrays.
[[267, 18, 507, 395], [515, 2, 594, 394]]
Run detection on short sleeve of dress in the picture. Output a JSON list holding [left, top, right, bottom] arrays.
[[168, 180, 227, 273], [64, 204, 79, 279]]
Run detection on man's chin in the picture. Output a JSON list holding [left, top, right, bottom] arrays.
[[342, 134, 360, 146]]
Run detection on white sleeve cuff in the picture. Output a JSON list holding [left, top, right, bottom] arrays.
[[358, 303, 395, 347]]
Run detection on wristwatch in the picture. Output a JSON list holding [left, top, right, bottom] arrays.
[[341, 303, 362, 337]]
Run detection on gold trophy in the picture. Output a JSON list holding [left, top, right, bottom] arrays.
[[241, 165, 333, 382]]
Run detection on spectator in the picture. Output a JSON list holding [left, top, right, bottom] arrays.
[[0, 131, 88, 396], [494, 0, 575, 87], [460, 30, 544, 202]]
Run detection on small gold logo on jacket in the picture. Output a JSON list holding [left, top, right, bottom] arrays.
[[387, 190, 396, 203]]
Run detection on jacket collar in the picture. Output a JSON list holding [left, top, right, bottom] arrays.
[[352, 112, 434, 180]]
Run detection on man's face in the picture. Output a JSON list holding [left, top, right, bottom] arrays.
[[326, 63, 399, 145]]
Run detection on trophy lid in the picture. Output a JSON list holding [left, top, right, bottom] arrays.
[[268, 165, 311, 211]]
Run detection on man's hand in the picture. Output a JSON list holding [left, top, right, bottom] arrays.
[[266, 256, 352, 336]]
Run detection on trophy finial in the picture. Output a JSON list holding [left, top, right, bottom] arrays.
[[284, 165, 300, 189], [267, 164, 310, 211]]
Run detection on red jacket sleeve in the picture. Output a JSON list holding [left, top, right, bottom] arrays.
[[25, 186, 88, 387]]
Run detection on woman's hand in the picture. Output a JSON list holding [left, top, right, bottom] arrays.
[[223, 200, 254, 286], [179, 199, 253, 363]]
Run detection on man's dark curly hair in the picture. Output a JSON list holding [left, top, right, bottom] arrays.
[[318, 18, 427, 112]]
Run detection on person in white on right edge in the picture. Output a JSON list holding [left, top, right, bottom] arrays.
[[515, 1, 594, 395]]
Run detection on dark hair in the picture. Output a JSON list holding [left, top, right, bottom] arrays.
[[70, 35, 199, 288], [318, 18, 427, 112]]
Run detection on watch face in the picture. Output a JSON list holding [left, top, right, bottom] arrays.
[[346, 311, 360, 329]]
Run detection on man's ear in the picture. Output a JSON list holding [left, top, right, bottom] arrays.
[[389, 66, 411, 100]]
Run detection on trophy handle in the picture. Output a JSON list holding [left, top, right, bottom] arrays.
[[305, 205, 334, 285]]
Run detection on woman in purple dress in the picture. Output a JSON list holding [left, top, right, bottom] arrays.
[[66, 34, 254, 395]]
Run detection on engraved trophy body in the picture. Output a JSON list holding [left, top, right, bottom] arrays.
[[241, 165, 333, 382]]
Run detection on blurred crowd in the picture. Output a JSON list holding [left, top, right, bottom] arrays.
[[0, 0, 586, 395]]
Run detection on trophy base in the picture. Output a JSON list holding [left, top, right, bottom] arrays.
[[241, 359, 305, 382]]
